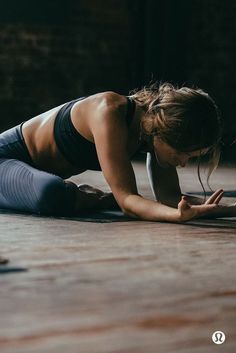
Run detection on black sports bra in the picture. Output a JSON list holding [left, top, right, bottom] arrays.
[[54, 96, 136, 172]]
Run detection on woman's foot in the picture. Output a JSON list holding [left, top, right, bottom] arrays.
[[98, 192, 120, 210], [65, 182, 119, 212], [77, 184, 104, 197], [77, 184, 119, 210]]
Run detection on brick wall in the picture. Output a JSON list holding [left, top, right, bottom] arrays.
[[0, 0, 144, 130], [183, 0, 236, 159], [185, 0, 236, 142]]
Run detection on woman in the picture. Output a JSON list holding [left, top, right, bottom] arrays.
[[0, 82, 235, 221]]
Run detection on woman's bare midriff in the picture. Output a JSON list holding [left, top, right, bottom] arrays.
[[21, 104, 83, 179]]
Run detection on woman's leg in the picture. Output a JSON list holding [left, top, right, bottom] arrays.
[[0, 158, 77, 216]]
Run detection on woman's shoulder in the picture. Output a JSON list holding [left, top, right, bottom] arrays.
[[77, 92, 130, 138], [90, 91, 128, 113], [72, 91, 129, 133]]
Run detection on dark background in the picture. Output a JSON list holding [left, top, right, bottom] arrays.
[[0, 0, 235, 160]]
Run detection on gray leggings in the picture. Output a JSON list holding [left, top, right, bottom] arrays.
[[0, 124, 77, 216]]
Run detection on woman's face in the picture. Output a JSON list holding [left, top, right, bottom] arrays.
[[153, 136, 209, 168]]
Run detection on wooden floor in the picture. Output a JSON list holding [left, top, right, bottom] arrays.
[[0, 162, 236, 353]]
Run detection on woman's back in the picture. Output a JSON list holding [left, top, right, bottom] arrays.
[[21, 92, 134, 178]]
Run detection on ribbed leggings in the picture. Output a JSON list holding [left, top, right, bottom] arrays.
[[0, 124, 77, 216]]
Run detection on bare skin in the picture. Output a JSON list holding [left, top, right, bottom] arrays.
[[22, 91, 236, 222], [22, 92, 141, 211]]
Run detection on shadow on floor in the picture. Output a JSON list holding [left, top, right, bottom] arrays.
[[1, 208, 236, 227]]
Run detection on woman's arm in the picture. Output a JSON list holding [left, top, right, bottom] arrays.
[[146, 151, 182, 207], [88, 93, 227, 222]]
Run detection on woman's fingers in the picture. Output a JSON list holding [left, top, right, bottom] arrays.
[[213, 191, 224, 204], [177, 197, 220, 222], [205, 189, 224, 204]]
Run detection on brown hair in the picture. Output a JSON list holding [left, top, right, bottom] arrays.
[[130, 82, 222, 192]]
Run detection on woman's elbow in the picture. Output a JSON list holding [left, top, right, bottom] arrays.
[[120, 194, 141, 218], [121, 207, 133, 217]]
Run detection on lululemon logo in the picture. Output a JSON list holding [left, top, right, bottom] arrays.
[[212, 331, 226, 344]]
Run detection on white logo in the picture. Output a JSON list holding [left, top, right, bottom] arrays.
[[212, 331, 226, 344]]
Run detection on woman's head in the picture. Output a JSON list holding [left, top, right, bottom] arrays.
[[130, 81, 223, 192], [131, 82, 222, 154]]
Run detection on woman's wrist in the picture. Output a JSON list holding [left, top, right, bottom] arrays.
[[150, 201, 181, 223], [166, 207, 182, 223]]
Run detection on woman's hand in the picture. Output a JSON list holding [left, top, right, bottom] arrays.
[[177, 189, 225, 221]]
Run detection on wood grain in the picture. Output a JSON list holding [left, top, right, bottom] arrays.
[[0, 162, 235, 353]]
